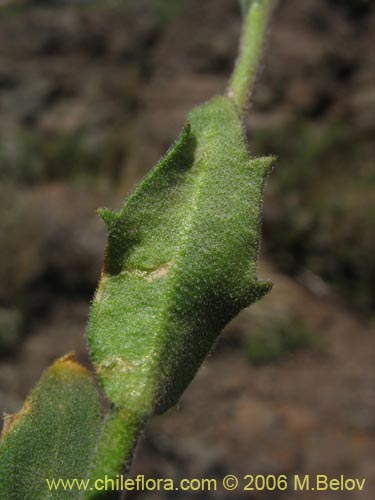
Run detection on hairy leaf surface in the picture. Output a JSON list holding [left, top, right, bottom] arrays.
[[0, 354, 101, 499], [88, 95, 274, 415]]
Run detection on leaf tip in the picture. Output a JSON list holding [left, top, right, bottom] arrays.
[[259, 155, 277, 177], [182, 121, 191, 137], [97, 207, 118, 229], [255, 279, 273, 299], [52, 352, 90, 378]]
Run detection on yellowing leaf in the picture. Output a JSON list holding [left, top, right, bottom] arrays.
[[0, 354, 101, 499]]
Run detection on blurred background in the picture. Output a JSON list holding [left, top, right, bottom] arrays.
[[0, 0, 374, 498]]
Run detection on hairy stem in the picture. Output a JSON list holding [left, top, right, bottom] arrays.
[[227, 0, 276, 118], [84, 407, 146, 499]]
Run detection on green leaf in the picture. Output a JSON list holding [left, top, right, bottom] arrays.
[[0, 354, 101, 499], [88, 95, 274, 416]]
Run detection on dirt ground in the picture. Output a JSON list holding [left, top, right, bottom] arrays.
[[0, 0, 373, 498]]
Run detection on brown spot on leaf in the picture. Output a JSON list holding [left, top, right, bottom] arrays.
[[2, 400, 32, 437], [96, 356, 138, 375], [118, 261, 175, 282], [146, 261, 174, 283]]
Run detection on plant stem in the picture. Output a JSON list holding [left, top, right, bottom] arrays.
[[84, 407, 146, 500], [227, 0, 276, 118]]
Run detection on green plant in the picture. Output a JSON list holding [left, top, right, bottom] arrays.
[[0, 1, 276, 498]]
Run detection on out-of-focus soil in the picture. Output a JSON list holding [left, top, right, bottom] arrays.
[[0, 0, 373, 498]]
